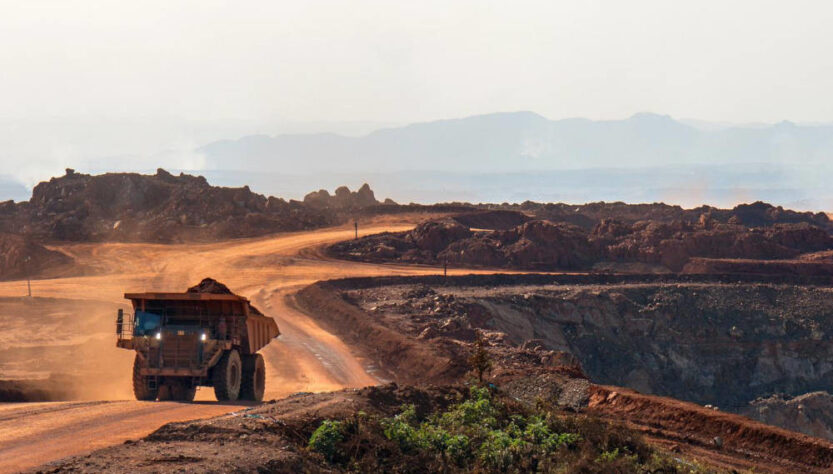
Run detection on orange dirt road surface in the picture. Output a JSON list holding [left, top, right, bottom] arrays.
[[0, 217, 495, 473]]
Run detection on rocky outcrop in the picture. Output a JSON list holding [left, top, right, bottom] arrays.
[[302, 183, 380, 209], [0, 169, 364, 242]]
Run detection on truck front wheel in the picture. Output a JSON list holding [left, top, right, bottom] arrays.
[[213, 349, 242, 401], [240, 353, 265, 402], [132, 354, 158, 401]]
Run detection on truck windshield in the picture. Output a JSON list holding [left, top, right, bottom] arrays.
[[134, 311, 162, 336]]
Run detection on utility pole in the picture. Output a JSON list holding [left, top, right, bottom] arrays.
[[443, 257, 448, 278], [354, 221, 358, 240], [24, 256, 31, 297]]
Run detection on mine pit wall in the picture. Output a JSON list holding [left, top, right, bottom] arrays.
[[299, 273, 833, 411]]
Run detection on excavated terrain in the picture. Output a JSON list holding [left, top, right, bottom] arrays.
[[39, 273, 833, 473], [296, 274, 833, 471], [6, 177, 833, 472], [311, 275, 833, 408]]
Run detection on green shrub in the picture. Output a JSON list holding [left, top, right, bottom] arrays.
[[308, 420, 344, 461], [437, 386, 498, 431], [478, 429, 530, 470], [307, 386, 706, 473], [381, 404, 419, 451], [443, 433, 471, 465]]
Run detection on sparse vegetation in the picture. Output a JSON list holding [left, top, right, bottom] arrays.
[[308, 419, 346, 462], [308, 385, 711, 473], [467, 330, 492, 383]]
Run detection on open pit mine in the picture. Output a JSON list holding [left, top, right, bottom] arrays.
[[3, 170, 833, 473]]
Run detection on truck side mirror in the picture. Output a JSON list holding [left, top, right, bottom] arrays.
[[117, 309, 124, 336]]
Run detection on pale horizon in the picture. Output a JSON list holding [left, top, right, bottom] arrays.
[[2, 1, 833, 209]]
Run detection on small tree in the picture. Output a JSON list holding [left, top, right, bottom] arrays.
[[468, 330, 492, 384]]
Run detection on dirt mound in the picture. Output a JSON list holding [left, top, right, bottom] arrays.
[[331, 217, 833, 272], [0, 233, 73, 280], [185, 278, 266, 316], [186, 277, 233, 294], [0, 169, 353, 243], [410, 219, 473, 252]]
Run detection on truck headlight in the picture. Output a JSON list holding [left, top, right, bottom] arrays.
[[200, 332, 207, 341], [155, 331, 162, 340]]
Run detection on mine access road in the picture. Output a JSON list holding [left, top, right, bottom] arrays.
[[0, 217, 495, 473]]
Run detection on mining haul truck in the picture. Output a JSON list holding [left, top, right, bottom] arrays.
[[115, 279, 280, 402]]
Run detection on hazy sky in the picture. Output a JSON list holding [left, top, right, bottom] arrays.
[[2, 0, 832, 124], [1, 0, 833, 192]]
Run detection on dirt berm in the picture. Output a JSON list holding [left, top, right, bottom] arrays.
[[292, 284, 464, 385]]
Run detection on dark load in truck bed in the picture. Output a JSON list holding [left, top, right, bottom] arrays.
[[116, 278, 280, 402]]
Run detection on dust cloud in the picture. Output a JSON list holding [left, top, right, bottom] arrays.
[[0, 219, 420, 402], [0, 297, 134, 401]]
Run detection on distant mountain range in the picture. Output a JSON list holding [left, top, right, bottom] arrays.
[[199, 112, 833, 173]]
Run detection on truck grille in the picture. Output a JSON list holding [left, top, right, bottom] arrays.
[[160, 334, 200, 369]]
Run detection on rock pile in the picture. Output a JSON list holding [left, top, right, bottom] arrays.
[[331, 216, 833, 272], [514, 200, 832, 231]]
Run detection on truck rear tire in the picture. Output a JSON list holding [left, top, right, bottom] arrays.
[[213, 349, 242, 401], [132, 355, 158, 401], [240, 353, 265, 402]]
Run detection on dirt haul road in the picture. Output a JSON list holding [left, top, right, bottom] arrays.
[[0, 218, 490, 473]]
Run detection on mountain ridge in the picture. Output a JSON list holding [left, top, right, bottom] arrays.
[[199, 111, 833, 174]]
